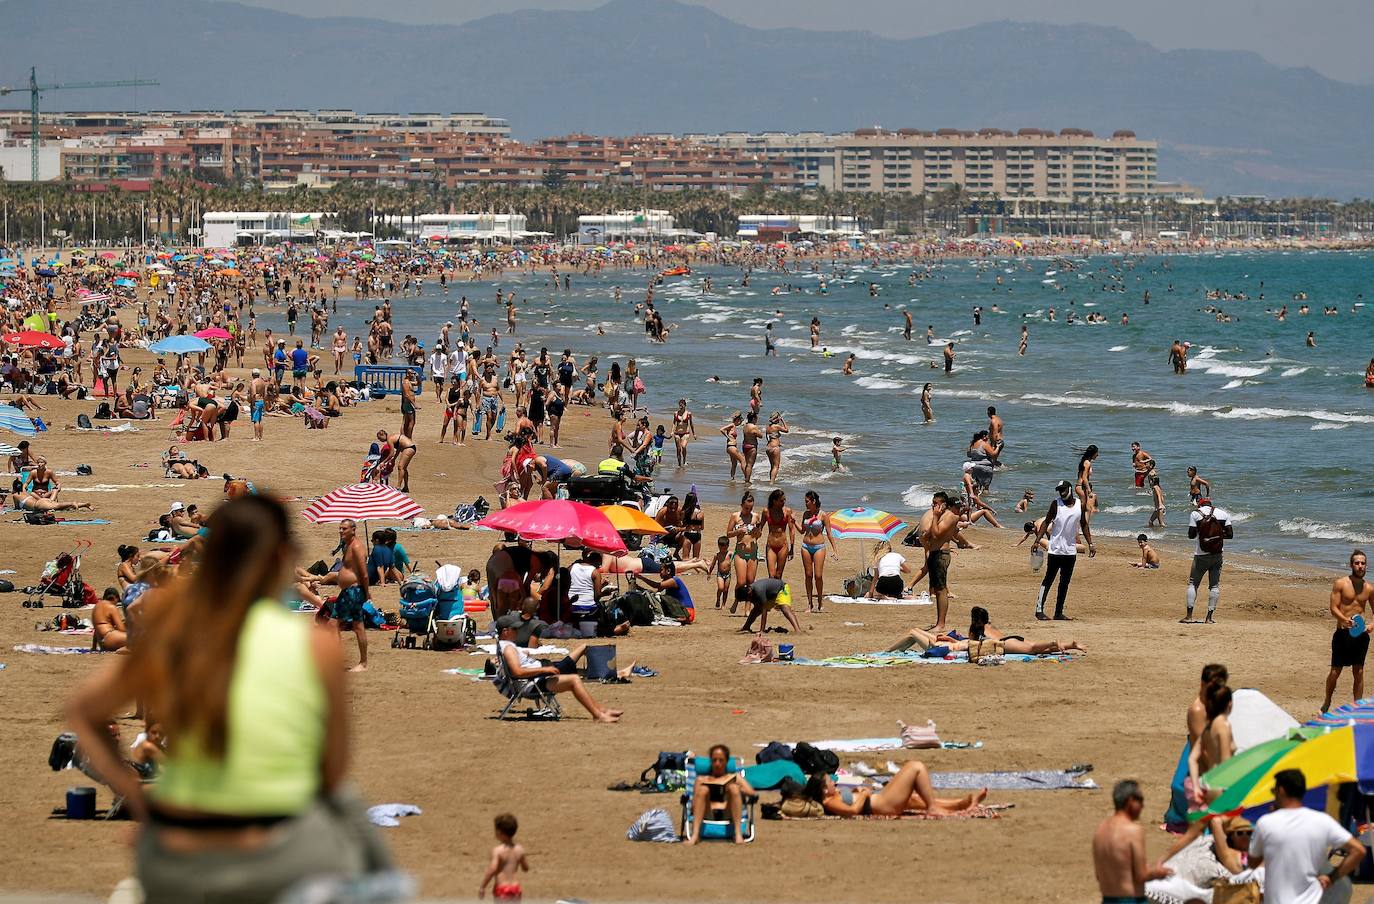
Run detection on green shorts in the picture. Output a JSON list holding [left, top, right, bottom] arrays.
[[927, 549, 951, 592]]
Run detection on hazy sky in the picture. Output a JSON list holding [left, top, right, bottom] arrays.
[[225, 0, 1374, 84]]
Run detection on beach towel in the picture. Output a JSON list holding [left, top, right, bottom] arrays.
[[779, 806, 1003, 821], [11, 644, 95, 655], [742, 759, 807, 791], [755, 738, 984, 753], [70, 421, 138, 433], [825, 594, 932, 607], [925, 765, 1097, 791], [52, 518, 112, 525], [442, 667, 486, 677], [771, 651, 1072, 669], [366, 804, 422, 828]]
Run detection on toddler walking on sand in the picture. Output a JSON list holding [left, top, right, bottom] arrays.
[[479, 813, 529, 901]]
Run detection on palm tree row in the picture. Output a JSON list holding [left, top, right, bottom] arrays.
[[2, 176, 1373, 244]]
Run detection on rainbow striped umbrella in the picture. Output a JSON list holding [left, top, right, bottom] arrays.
[[829, 507, 905, 542]]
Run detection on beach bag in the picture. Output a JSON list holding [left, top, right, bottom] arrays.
[[779, 797, 824, 819], [638, 752, 687, 790], [898, 719, 941, 750], [93, 402, 112, 420], [740, 634, 774, 664], [594, 599, 625, 637], [1197, 510, 1226, 554], [657, 592, 687, 623], [1211, 880, 1261, 904], [76, 413, 93, 430], [756, 741, 794, 765], [76, 464, 93, 476], [618, 589, 655, 627], [791, 742, 839, 776], [626, 808, 679, 843], [842, 571, 873, 598], [967, 639, 1005, 664], [24, 512, 57, 525], [901, 524, 923, 548]]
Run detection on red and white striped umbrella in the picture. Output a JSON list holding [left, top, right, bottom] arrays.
[[301, 483, 423, 524]]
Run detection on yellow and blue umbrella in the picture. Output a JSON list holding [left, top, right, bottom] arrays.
[[1195, 724, 1374, 821]]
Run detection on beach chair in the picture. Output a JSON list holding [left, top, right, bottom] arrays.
[[491, 642, 561, 721], [430, 564, 474, 649], [48, 731, 152, 819], [679, 752, 758, 843]]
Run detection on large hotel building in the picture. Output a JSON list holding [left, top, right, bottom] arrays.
[[0, 110, 1161, 199]]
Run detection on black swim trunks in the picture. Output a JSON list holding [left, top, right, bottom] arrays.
[[927, 549, 951, 592], [1332, 626, 1370, 669]]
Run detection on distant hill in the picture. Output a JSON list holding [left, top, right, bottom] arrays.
[[2, 0, 1372, 197]]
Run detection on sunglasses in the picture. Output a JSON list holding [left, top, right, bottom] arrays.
[[1231, 829, 1253, 837]]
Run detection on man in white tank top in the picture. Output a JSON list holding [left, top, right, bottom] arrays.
[[1031, 480, 1096, 620]]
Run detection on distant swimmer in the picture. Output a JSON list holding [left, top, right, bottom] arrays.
[[1366, 358, 1374, 387], [1019, 324, 1028, 357], [987, 406, 1004, 455], [1307, 331, 1317, 348], [1147, 470, 1166, 529], [920, 383, 934, 424], [842, 354, 856, 376], [943, 342, 955, 375], [926, 324, 935, 343], [810, 317, 821, 348], [831, 436, 845, 471], [903, 311, 913, 341]]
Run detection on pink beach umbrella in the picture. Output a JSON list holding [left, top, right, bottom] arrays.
[[477, 499, 627, 554], [302, 483, 424, 524], [194, 327, 232, 341]]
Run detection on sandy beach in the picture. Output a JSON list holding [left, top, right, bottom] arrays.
[[0, 330, 1346, 902]]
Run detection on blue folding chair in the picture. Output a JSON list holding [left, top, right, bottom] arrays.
[[679, 751, 757, 843]]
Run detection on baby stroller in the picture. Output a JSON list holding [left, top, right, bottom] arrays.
[[23, 541, 96, 609], [430, 564, 474, 649], [393, 572, 438, 649]]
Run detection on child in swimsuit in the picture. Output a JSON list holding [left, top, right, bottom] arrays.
[[479, 813, 528, 901], [708, 536, 732, 609]]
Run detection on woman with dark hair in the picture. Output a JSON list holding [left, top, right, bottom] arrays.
[[967, 606, 1085, 655], [65, 496, 390, 903], [680, 492, 705, 560], [805, 762, 986, 818], [763, 489, 797, 580], [724, 491, 763, 612], [741, 411, 764, 484], [1188, 682, 1235, 805], [116, 544, 141, 593], [720, 412, 745, 480], [1076, 444, 1100, 513]]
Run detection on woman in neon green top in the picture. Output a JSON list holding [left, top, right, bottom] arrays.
[[67, 495, 389, 903]]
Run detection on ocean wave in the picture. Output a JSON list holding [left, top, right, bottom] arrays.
[[1281, 366, 1311, 377], [901, 483, 939, 509], [1018, 393, 1217, 416], [1212, 407, 1374, 425], [1108, 345, 1129, 352], [1199, 363, 1270, 378], [1099, 504, 1149, 514], [1221, 379, 1264, 390], [854, 376, 906, 390], [1094, 528, 1163, 539], [1312, 423, 1349, 431], [1277, 518, 1374, 545]]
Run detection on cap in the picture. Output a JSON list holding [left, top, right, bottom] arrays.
[[251, 368, 261, 376], [1223, 815, 1253, 834], [1197, 497, 1212, 507], [169, 501, 185, 513], [1055, 480, 1073, 493]]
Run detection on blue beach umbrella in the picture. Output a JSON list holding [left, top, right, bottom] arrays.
[[149, 335, 211, 355]]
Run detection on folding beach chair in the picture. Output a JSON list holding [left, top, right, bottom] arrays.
[[679, 751, 758, 843], [491, 642, 561, 721]]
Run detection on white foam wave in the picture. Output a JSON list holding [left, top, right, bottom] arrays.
[[854, 376, 906, 390], [901, 484, 939, 509], [1100, 504, 1148, 515], [1212, 407, 1374, 425], [1221, 379, 1264, 390], [1312, 423, 1349, 431], [1277, 518, 1374, 545], [1280, 367, 1311, 377], [1200, 363, 1270, 378], [1108, 345, 1129, 352]]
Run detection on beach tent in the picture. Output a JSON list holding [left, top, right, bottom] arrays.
[[1164, 687, 1299, 826]]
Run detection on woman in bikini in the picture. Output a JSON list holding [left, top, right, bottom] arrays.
[[741, 411, 764, 484], [798, 491, 837, 613], [806, 762, 987, 818], [1188, 683, 1235, 806], [748, 377, 763, 416], [967, 606, 1085, 655], [625, 358, 642, 411], [331, 327, 348, 374], [720, 412, 745, 480], [764, 411, 789, 484], [1076, 444, 1100, 513], [724, 491, 763, 614], [763, 489, 797, 581], [188, 379, 220, 442], [680, 492, 705, 561], [672, 398, 695, 468]]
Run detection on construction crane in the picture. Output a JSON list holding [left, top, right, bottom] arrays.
[[0, 67, 159, 181]]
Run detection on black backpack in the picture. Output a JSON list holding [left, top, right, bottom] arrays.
[[618, 589, 655, 626], [756, 741, 795, 765], [791, 742, 839, 776], [595, 600, 625, 637], [76, 413, 93, 429], [92, 402, 112, 420], [638, 751, 687, 790]]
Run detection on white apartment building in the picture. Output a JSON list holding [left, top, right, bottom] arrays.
[[690, 128, 1159, 200]]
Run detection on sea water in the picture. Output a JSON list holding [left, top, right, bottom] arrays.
[[260, 249, 1374, 566]]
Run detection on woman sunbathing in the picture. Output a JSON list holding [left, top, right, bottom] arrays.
[[968, 606, 1086, 655], [162, 446, 201, 479], [805, 762, 987, 817]]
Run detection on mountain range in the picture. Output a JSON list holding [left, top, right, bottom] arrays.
[[2, 0, 1372, 197]]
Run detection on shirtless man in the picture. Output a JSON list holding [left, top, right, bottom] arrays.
[[1093, 780, 1171, 903], [902, 310, 913, 341], [249, 368, 268, 441], [478, 366, 504, 442], [375, 429, 417, 494], [1130, 442, 1154, 488], [317, 519, 370, 672], [918, 492, 962, 631], [943, 342, 955, 374], [987, 406, 1004, 455], [1186, 466, 1210, 507], [1323, 550, 1373, 713]]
